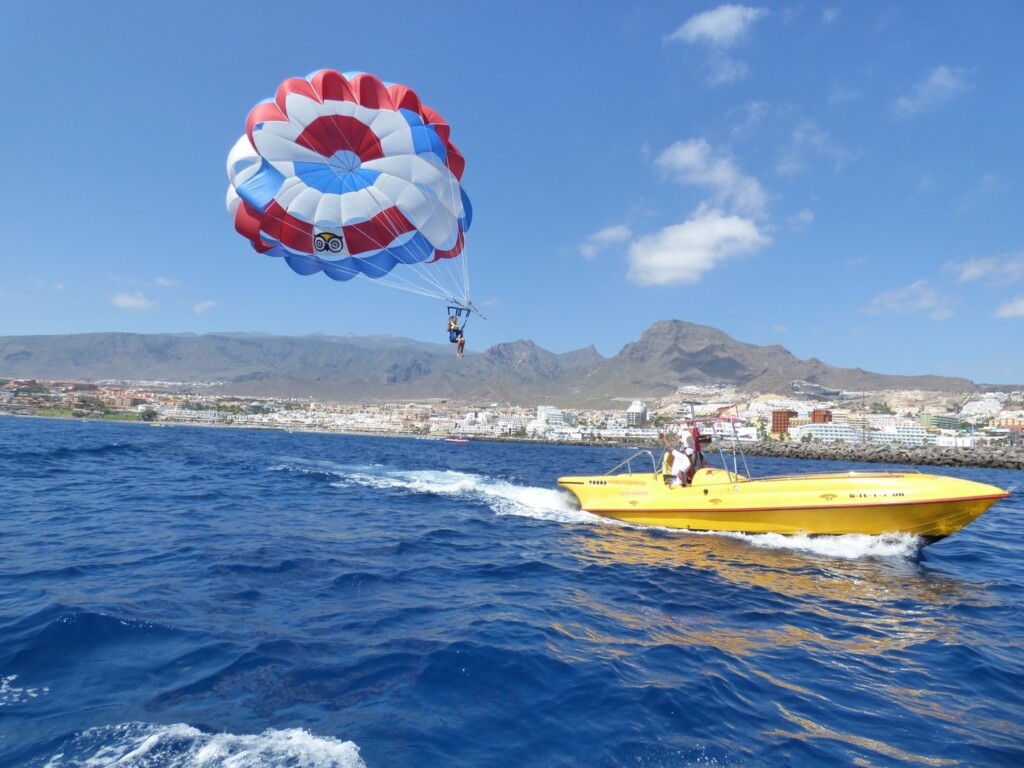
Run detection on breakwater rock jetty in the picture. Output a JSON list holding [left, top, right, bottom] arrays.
[[707, 442, 1023, 471]]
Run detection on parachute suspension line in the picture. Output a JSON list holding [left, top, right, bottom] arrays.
[[355, 181, 470, 304], [245, 179, 466, 304], [258, 249, 449, 301], [261, 190, 460, 304], [257, 214, 439, 301], [431, 144, 473, 306], [263, 213, 460, 301], [451, 180, 472, 306]]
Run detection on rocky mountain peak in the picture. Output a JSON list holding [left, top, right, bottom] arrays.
[[0, 324, 993, 407]]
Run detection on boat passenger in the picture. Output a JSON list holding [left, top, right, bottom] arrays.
[[659, 432, 691, 487], [661, 450, 674, 477], [679, 421, 698, 480]]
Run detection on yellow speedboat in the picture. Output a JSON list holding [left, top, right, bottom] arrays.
[[558, 451, 1010, 541]]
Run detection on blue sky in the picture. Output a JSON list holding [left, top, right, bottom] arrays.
[[2, 1, 1022, 384]]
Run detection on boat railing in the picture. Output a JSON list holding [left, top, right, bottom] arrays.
[[705, 420, 751, 478], [606, 405, 937, 483], [601, 414, 749, 480], [604, 450, 659, 477]]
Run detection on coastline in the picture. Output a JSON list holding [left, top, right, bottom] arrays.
[[5, 411, 1022, 471]]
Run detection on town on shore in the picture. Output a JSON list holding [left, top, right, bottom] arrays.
[[3, 378, 1022, 470]]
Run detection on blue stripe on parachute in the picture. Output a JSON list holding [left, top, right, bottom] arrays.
[[400, 109, 447, 164], [460, 187, 473, 230], [276, 232, 435, 281], [236, 159, 286, 212], [283, 252, 325, 276], [293, 162, 381, 194]]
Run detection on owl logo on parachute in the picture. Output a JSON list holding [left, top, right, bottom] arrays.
[[314, 232, 344, 254]]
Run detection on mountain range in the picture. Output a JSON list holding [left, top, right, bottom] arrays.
[[0, 321, 1003, 407]]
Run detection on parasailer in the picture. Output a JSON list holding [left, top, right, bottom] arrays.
[[226, 69, 477, 344], [447, 313, 465, 357]]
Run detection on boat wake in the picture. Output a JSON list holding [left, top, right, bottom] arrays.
[[291, 460, 923, 560], [26, 722, 364, 768], [724, 530, 923, 560], [330, 465, 600, 526]]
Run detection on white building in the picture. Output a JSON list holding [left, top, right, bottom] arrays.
[[789, 422, 933, 447], [537, 405, 566, 427], [789, 423, 863, 444], [707, 422, 760, 442], [870, 424, 932, 447], [500, 413, 532, 434], [626, 401, 648, 427], [961, 394, 1005, 422]]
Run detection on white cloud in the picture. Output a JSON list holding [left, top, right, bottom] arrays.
[[728, 101, 770, 136], [705, 52, 749, 86], [893, 65, 969, 119], [948, 252, 1024, 284], [954, 172, 1000, 215], [788, 208, 814, 230], [775, 156, 804, 177], [156, 276, 181, 288], [668, 5, 768, 86], [822, 8, 840, 25], [627, 208, 771, 286], [996, 298, 1024, 318], [633, 139, 772, 284], [580, 225, 633, 259], [193, 300, 217, 314], [669, 5, 768, 47], [777, 120, 855, 176], [828, 83, 862, 106], [656, 139, 768, 218], [113, 292, 155, 310], [862, 280, 949, 318]]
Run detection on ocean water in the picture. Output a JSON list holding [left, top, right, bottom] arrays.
[[1, 416, 1022, 768]]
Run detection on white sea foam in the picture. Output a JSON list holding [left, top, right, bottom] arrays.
[[725, 531, 922, 560], [41, 722, 365, 768], [331, 465, 602, 526], [0, 673, 49, 707], [313, 460, 921, 559]]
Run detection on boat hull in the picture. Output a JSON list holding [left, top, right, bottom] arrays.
[[557, 468, 1010, 539]]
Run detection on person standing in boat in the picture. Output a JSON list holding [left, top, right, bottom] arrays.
[[679, 420, 698, 481], [659, 432, 691, 487]]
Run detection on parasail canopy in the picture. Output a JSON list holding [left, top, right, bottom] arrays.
[[227, 69, 473, 308]]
